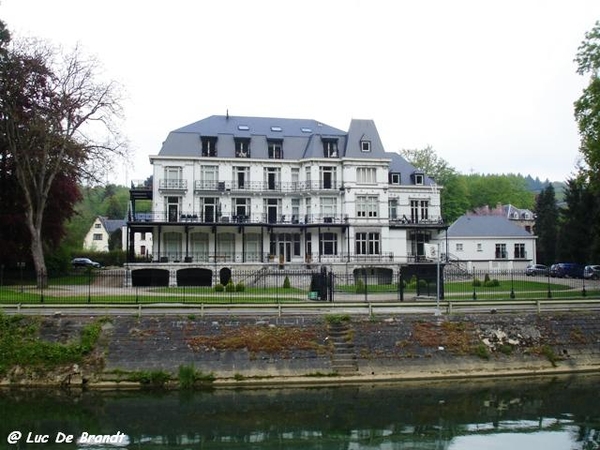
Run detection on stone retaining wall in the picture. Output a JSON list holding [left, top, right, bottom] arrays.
[[7, 311, 600, 386]]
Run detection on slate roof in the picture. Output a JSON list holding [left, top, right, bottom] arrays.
[[99, 217, 125, 234], [156, 114, 435, 187], [446, 215, 533, 238]]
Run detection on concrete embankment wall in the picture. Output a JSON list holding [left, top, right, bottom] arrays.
[[6, 311, 600, 386]]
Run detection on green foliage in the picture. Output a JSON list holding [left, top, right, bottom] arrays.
[[474, 343, 490, 360], [235, 282, 245, 292], [178, 364, 196, 389], [483, 279, 500, 288], [128, 370, 170, 388], [0, 313, 106, 376], [283, 276, 291, 289], [225, 281, 236, 292], [325, 314, 351, 325], [355, 279, 366, 294], [214, 283, 224, 292], [534, 184, 558, 265], [484, 273, 491, 283], [472, 278, 482, 287]]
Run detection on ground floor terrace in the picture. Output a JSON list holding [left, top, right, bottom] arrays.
[[126, 222, 446, 267]]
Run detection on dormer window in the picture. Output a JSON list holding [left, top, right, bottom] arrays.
[[390, 173, 401, 184], [235, 138, 251, 158], [412, 171, 424, 185], [361, 140, 371, 152], [201, 137, 218, 157], [323, 139, 338, 158], [268, 139, 283, 159]]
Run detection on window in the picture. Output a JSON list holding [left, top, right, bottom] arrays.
[[94, 223, 101, 229], [235, 138, 251, 158], [357, 167, 376, 184], [495, 243, 507, 259], [234, 198, 250, 221], [390, 173, 400, 184], [322, 139, 338, 157], [93, 233, 103, 241], [514, 243, 526, 259], [319, 232, 338, 255], [420, 200, 429, 221], [291, 168, 300, 190], [305, 198, 312, 222], [320, 197, 337, 220], [357, 196, 379, 218], [264, 167, 281, 190], [291, 198, 300, 222], [477, 243, 482, 252], [201, 166, 218, 190], [412, 172, 424, 185], [456, 243, 463, 252], [271, 126, 282, 132], [410, 199, 429, 222], [163, 166, 184, 190], [320, 166, 336, 189], [268, 139, 283, 159], [361, 140, 371, 152], [201, 137, 217, 157], [234, 166, 249, 189], [305, 167, 312, 188], [388, 199, 398, 220], [355, 232, 381, 255]]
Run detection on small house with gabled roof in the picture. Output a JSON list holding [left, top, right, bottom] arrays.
[[438, 215, 537, 273]]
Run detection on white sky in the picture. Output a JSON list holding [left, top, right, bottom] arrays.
[[3, 0, 600, 184]]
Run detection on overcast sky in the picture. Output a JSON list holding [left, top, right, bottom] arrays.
[[3, 0, 600, 184]]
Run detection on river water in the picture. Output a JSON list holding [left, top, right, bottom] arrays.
[[1, 374, 599, 449]]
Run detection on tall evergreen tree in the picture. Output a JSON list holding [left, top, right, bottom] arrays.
[[557, 177, 594, 263], [534, 185, 558, 265]]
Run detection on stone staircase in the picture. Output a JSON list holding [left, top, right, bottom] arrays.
[[327, 321, 358, 375]]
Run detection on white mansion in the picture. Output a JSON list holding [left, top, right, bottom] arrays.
[[126, 114, 446, 284]]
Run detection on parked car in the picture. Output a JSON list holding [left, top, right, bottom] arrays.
[[525, 264, 548, 276], [549, 263, 584, 279], [71, 257, 101, 268], [584, 265, 600, 280]]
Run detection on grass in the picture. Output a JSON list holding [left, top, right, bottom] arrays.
[[0, 313, 108, 376]]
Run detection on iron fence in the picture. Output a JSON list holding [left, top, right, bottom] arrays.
[[0, 267, 597, 305]]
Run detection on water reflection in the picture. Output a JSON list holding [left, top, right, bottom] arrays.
[[1, 374, 599, 449]]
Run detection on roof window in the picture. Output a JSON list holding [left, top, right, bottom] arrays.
[[271, 126, 282, 132], [237, 125, 249, 131]]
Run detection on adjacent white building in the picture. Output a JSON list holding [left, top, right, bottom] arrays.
[[439, 215, 537, 273], [126, 114, 446, 285]]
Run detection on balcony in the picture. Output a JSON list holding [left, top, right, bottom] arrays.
[[128, 212, 349, 226], [158, 179, 187, 191], [193, 180, 343, 193]]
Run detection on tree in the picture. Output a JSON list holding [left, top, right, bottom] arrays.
[[575, 20, 600, 194], [533, 185, 558, 265], [400, 146, 468, 222], [0, 28, 125, 281], [556, 177, 595, 263]]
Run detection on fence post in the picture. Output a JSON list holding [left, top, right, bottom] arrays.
[[87, 269, 92, 304]]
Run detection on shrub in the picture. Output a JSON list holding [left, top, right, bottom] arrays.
[[178, 365, 196, 389], [235, 282, 245, 292], [214, 283, 224, 292], [355, 279, 366, 294], [472, 278, 482, 287], [325, 314, 351, 325], [225, 281, 236, 292], [283, 276, 291, 289], [484, 273, 491, 283], [484, 279, 500, 287]]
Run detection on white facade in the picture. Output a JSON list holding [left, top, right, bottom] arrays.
[[438, 215, 537, 273], [127, 115, 445, 267]]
